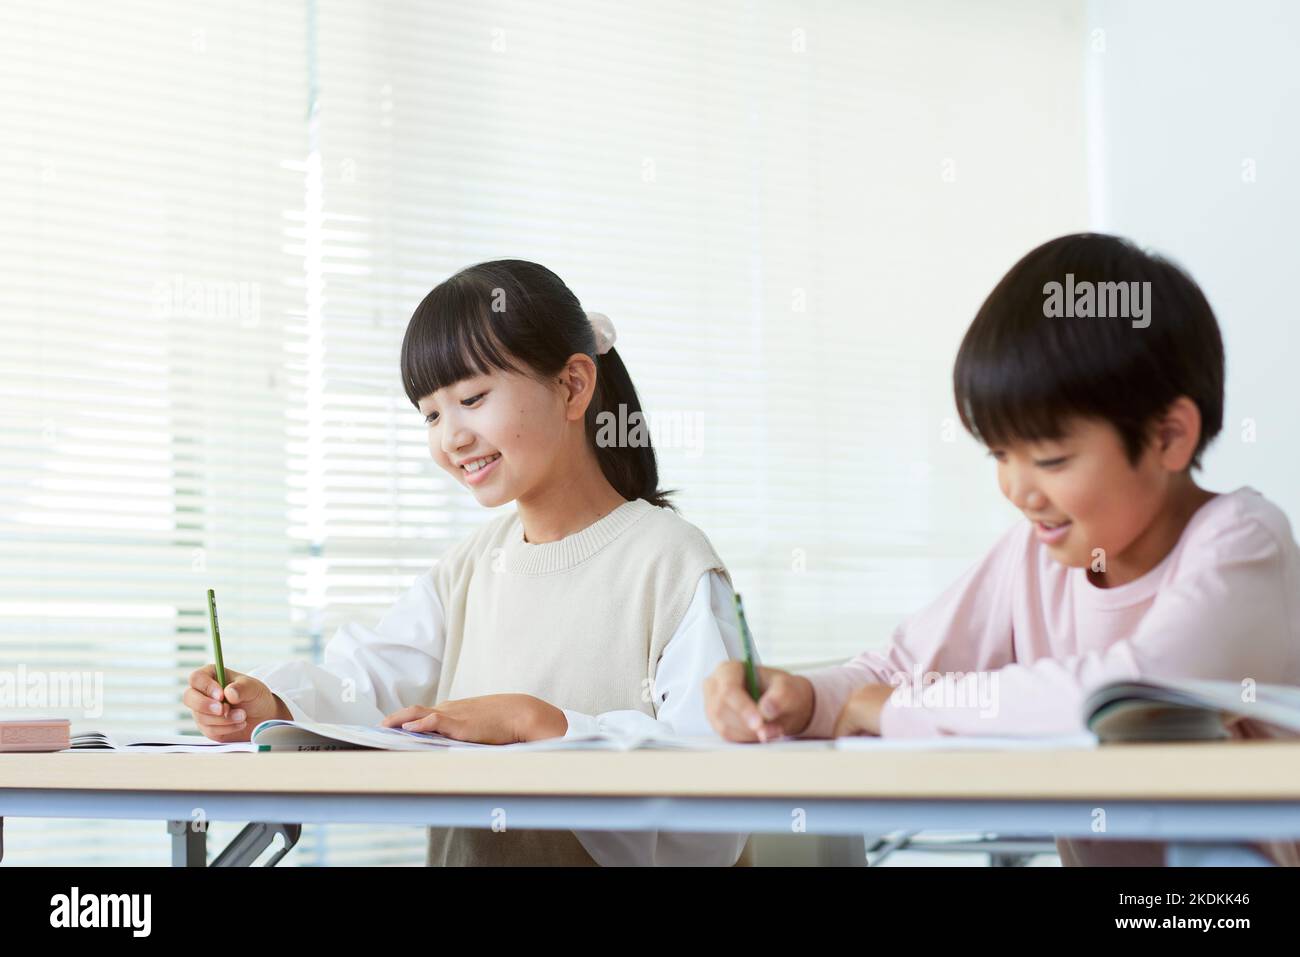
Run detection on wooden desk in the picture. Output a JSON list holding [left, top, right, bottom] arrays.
[[4, 741, 1299, 865]]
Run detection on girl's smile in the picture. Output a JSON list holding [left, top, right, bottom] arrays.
[[459, 451, 502, 485]]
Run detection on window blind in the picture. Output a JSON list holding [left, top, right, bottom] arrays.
[[0, 0, 323, 864], [0, 0, 1088, 865], [308, 0, 1088, 663]]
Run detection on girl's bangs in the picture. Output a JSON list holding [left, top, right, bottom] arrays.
[[401, 282, 520, 406]]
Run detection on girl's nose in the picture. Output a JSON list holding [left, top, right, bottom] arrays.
[[440, 424, 473, 456]]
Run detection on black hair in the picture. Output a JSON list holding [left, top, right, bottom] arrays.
[[953, 233, 1224, 469], [400, 259, 673, 508]]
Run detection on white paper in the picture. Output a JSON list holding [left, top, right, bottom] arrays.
[[833, 731, 1100, 752]]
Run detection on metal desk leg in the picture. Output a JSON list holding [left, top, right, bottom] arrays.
[[210, 822, 301, 867], [167, 819, 301, 867], [167, 819, 207, 866]]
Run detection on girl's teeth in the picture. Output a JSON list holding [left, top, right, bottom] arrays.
[[465, 453, 500, 473]]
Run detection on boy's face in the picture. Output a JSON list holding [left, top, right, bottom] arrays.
[[989, 417, 1168, 572], [417, 366, 569, 509]]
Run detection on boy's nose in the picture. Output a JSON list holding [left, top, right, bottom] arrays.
[[1003, 468, 1045, 512]]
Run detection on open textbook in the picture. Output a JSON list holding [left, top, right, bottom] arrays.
[[1083, 678, 1300, 742], [68, 731, 258, 753], [836, 678, 1300, 748], [245, 718, 832, 752], [63, 718, 832, 753]]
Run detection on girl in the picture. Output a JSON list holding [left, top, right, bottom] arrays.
[[186, 259, 753, 867], [705, 233, 1300, 867]]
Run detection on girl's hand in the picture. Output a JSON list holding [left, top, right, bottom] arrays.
[[184, 665, 291, 742], [830, 683, 897, 738], [381, 694, 568, 744], [704, 662, 815, 742]]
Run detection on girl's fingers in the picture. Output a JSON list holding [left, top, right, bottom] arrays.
[[400, 710, 443, 733], [406, 710, 473, 739], [188, 665, 223, 701], [183, 687, 231, 716], [194, 711, 247, 730], [224, 676, 251, 705], [382, 706, 431, 727], [185, 689, 245, 723]]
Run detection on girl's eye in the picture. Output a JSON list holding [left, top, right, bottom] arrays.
[[987, 450, 1007, 463], [424, 391, 484, 423], [1035, 456, 1068, 469]]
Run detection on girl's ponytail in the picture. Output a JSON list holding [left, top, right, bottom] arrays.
[[586, 344, 674, 510]]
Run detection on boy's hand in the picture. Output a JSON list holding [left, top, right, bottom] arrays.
[[830, 683, 896, 738], [704, 662, 814, 742], [184, 665, 290, 742], [382, 694, 567, 744]]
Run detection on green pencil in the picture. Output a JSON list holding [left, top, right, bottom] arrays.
[[207, 588, 227, 691], [733, 592, 760, 702]]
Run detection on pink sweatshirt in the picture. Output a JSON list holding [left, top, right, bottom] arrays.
[[802, 486, 1300, 867]]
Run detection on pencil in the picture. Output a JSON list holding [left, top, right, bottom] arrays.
[[207, 588, 227, 691], [733, 592, 760, 702]]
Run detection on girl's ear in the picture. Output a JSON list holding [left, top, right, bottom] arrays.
[[559, 353, 599, 422], [1154, 395, 1203, 471]]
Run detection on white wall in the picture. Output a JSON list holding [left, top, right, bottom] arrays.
[[1088, 0, 1300, 521]]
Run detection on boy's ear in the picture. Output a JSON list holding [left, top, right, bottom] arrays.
[[1153, 396, 1203, 471]]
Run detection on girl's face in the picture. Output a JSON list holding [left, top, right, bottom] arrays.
[[417, 367, 570, 509], [989, 417, 1171, 573]]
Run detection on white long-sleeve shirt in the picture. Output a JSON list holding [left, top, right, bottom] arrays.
[[245, 568, 753, 866]]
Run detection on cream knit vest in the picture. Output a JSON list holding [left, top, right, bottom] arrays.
[[424, 497, 731, 866]]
